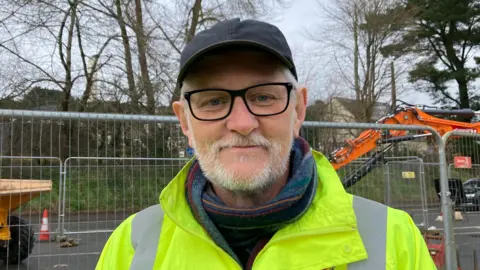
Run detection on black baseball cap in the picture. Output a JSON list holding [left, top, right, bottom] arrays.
[[177, 18, 297, 88]]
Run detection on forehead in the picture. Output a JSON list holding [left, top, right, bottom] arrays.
[[183, 49, 286, 89]]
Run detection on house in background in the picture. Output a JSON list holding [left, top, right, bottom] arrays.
[[329, 97, 391, 124], [316, 97, 391, 150], [304, 96, 388, 153]]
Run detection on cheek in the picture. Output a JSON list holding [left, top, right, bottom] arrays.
[[259, 118, 295, 147], [189, 122, 224, 147]]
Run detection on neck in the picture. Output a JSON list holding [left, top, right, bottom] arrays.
[[211, 170, 289, 208]]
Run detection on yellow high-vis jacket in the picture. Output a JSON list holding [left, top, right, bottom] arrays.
[[96, 150, 437, 270]]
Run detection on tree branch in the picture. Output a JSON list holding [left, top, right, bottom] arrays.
[[0, 43, 64, 89]]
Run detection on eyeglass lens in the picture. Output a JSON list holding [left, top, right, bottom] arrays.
[[189, 84, 289, 120]]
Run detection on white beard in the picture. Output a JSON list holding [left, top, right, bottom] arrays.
[[187, 115, 295, 193]]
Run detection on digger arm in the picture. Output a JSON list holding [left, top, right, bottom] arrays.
[[329, 106, 480, 173]]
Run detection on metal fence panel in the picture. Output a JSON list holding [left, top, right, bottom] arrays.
[[0, 109, 461, 270], [442, 131, 480, 270], [0, 111, 186, 269], [301, 121, 458, 269], [385, 160, 429, 228], [56, 157, 189, 258]]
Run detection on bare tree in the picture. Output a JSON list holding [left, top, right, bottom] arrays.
[[0, 1, 116, 111], [142, 0, 291, 106], [114, 0, 139, 111], [0, 1, 118, 159], [307, 0, 410, 122], [130, 0, 155, 114], [0, 0, 296, 160]]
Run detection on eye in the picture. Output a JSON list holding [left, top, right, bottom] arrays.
[[200, 97, 228, 107], [256, 95, 270, 101], [251, 94, 275, 103], [208, 99, 220, 105]]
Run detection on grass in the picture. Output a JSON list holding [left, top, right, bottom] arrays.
[[4, 161, 479, 215], [4, 163, 186, 215]]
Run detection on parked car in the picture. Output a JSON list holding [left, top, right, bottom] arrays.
[[463, 178, 480, 210]]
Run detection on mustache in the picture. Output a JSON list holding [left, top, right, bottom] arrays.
[[212, 133, 272, 151]]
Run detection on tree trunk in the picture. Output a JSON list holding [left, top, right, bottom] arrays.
[[444, 22, 470, 110], [186, 0, 202, 43], [134, 0, 155, 114], [457, 77, 470, 109], [116, 0, 138, 112], [61, 86, 71, 161], [60, 1, 77, 160], [369, 34, 376, 106], [390, 61, 396, 112], [170, 0, 203, 106], [353, 3, 360, 101]]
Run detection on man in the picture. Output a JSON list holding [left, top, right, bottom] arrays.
[[96, 18, 436, 270]]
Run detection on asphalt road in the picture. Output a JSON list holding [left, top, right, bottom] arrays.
[[0, 208, 479, 270], [0, 213, 124, 270], [409, 208, 480, 270]]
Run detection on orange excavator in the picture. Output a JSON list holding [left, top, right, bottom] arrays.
[[322, 101, 480, 270], [326, 102, 480, 189]]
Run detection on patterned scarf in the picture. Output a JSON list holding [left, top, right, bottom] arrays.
[[185, 137, 318, 269]]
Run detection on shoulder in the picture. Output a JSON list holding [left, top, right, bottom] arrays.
[[96, 205, 165, 269], [349, 195, 419, 231], [383, 202, 436, 268], [130, 204, 165, 249], [351, 195, 422, 240], [131, 204, 164, 229], [350, 195, 435, 269], [110, 204, 164, 241], [385, 204, 425, 244]]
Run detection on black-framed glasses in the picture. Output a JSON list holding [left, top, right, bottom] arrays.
[[183, 82, 294, 121]]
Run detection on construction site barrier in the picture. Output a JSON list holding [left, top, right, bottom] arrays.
[[0, 109, 469, 269]]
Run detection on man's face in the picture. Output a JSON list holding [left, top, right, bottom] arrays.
[[173, 50, 307, 193]]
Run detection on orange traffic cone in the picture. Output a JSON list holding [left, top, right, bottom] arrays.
[[38, 209, 50, 242]]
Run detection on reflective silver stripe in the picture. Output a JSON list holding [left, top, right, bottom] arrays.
[[348, 195, 388, 269], [129, 204, 164, 270]]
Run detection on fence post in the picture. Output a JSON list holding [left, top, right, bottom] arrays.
[[440, 131, 464, 270], [60, 157, 74, 239], [448, 163, 453, 178], [384, 164, 391, 206], [58, 160, 64, 238], [415, 158, 429, 230]]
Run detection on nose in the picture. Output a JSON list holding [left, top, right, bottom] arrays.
[[225, 97, 259, 135]]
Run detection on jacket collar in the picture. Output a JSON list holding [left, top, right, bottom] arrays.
[[159, 150, 368, 264]]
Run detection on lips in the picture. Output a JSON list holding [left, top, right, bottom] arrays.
[[223, 145, 266, 152]]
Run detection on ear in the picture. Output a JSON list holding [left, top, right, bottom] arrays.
[[172, 100, 195, 147], [293, 86, 307, 138]]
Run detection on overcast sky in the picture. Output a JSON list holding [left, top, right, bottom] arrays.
[[267, 0, 436, 107]]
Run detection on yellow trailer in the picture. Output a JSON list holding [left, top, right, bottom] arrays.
[[0, 179, 52, 264]]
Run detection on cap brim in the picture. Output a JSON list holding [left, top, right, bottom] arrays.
[[177, 40, 294, 87]]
